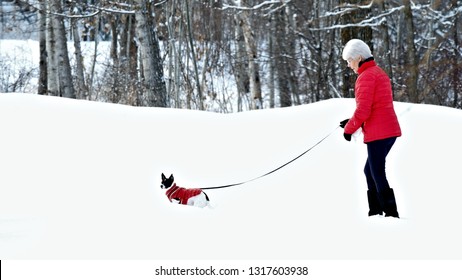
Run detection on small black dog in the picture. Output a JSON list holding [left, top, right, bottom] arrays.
[[160, 173, 210, 208]]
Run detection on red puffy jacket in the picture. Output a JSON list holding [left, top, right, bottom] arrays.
[[344, 59, 402, 143], [165, 184, 202, 205]]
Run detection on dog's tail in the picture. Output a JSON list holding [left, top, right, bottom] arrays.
[[201, 191, 217, 209], [203, 191, 210, 201], [203, 192, 215, 209]]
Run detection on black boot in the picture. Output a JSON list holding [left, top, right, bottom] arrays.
[[382, 188, 399, 218], [367, 189, 383, 216]]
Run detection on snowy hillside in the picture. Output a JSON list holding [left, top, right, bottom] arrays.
[[1, 93, 462, 260]]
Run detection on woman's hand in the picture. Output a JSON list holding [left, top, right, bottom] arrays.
[[340, 119, 350, 128]]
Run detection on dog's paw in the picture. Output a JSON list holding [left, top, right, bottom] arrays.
[[172, 198, 180, 204]]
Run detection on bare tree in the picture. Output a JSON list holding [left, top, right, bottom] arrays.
[[51, 0, 75, 98], [134, 0, 167, 107], [38, 0, 47, 95], [229, 0, 262, 110], [3, 0, 462, 111], [184, 0, 204, 110], [274, 8, 292, 107], [164, 0, 181, 108], [45, 0, 58, 96], [230, 16, 250, 111], [70, 11, 88, 99], [376, 0, 394, 91], [402, 0, 418, 103], [452, 0, 461, 108], [340, 0, 372, 98]]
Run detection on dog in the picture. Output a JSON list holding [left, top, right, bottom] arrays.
[[160, 173, 210, 208]]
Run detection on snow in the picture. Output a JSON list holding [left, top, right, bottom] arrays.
[[1, 93, 462, 261]]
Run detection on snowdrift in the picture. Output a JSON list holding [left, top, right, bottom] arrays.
[[1, 93, 461, 260]]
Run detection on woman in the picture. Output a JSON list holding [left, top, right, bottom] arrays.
[[340, 39, 401, 218]]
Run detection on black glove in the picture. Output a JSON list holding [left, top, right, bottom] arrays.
[[344, 133, 352, 142], [339, 119, 349, 128]]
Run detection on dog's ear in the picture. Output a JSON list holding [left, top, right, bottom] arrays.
[[169, 174, 174, 181], [162, 173, 166, 181]]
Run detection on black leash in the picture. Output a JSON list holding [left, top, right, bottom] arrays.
[[201, 126, 339, 190]]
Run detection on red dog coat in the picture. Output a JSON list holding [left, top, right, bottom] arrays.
[[165, 184, 202, 205]]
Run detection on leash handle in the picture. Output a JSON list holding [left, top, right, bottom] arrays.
[[201, 126, 340, 190]]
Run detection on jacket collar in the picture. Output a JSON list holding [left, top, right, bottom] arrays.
[[166, 183, 179, 195], [358, 57, 375, 74]]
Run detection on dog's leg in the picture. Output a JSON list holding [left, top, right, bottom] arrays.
[[188, 193, 209, 208], [186, 198, 195, 206]]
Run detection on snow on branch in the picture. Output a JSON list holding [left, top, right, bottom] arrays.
[[19, 0, 136, 18], [310, 17, 386, 31], [424, 4, 462, 25], [86, 4, 135, 16], [324, 0, 374, 17], [310, 5, 404, 31], [222, 0, 292, 11]]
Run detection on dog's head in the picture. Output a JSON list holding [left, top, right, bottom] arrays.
[[161, 173, 174, 189]]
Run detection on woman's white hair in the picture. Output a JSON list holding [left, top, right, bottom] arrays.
[[342, 39, 373, 61]]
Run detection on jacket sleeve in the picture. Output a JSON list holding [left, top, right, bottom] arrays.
[[344, 73, 375, 135]]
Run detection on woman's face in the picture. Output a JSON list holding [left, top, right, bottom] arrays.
[[347, 56, 361, 74]]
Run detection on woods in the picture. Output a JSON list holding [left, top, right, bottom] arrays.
[[1, 0, 461, 112]]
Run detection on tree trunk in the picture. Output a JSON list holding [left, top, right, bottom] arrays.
[[452, 0, 461, 108], [71, 18, 87, 99], [285, 4, 299, 105], [378, 1, 394, 95], [49, 0, 75, 98], [165, 0, 175, 107], [231, 15, 249, 112], [185, 0, 204, 110], [118, 13, 139, 105], [46, 1, 58, 97], [403, 0, 419, 103], [274, 9, 292, 107], [38, 0, 47, 95], [231, 0, 262, 110], [89, 20, 99, 100], [268, 13, 276, 109], [106, 14, 119, 103], [340, 0, 373, 98], [420, 0, 439, 104], [135, 0, 167, 107], [165, 0, 185, 108]]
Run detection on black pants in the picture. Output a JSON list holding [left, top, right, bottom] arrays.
[[364, 137, 399, 217], [364, 137, 396, 193]]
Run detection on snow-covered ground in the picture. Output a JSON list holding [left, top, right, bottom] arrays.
[[1, 93, 462, 261]]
